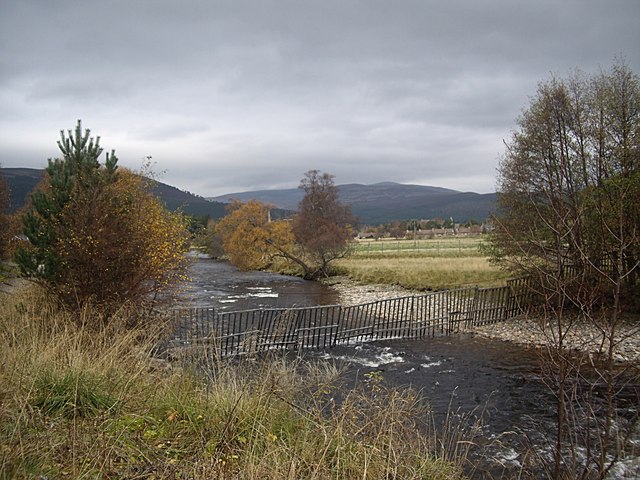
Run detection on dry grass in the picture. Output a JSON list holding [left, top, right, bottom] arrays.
[[335, 254, 508, 291], [0, 286, 468, 479], [337, 237, 507, 290]]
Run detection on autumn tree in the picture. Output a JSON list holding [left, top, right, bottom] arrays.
[[291, 170, 356, 278], [490, 61, 639, 309], [489, 61, 640, 478], [214, 200, 295, 271], [17, 121, 190, 316], [215, 171, 356, 279]]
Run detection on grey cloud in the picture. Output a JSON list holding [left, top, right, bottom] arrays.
[[1, 0, 639, 198]]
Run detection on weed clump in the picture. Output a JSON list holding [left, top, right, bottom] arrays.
[[32, 369, 117, 418]]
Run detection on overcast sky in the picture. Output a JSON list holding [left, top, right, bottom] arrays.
[[1, 1, 638, 196]]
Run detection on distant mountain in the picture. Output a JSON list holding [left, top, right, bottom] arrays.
[[0, 168, 43, 212], [0, 167, 227, 219], [209, 182, 497, 224], [2, 168, 497, 224], [212, 187, 303, 211]]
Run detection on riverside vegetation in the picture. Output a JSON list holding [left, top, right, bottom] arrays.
[[0, 287, 469, 479]]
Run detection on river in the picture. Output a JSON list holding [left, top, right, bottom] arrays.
[[181, 257, 639, 478], [181, 254, 339, 310]]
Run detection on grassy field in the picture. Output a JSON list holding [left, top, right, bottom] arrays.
[[351, 236, 485, 257], [0, 287, 470, 479], [336, 236, 508, 291]]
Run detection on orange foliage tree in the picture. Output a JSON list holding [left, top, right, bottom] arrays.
[[214, 200, 295, 271], [55, 170, 190, 308]]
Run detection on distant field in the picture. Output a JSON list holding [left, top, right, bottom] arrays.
[[336, 236, 508, 290], [351, 236, 485, 257]]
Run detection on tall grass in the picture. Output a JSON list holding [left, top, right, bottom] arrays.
[[0, 286, 468, 479]]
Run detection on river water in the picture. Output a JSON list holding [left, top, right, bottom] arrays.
[[181, 254, 339, 310], [308, 336, 553, 478], [181, 257, 639, 478]]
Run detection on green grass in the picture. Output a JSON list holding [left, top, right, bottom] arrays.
[[32, 368, 118, 418], [0, 286, 469, 479], [337, 237, 507, 290]]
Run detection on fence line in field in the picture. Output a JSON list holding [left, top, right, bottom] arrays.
[[165, 278, 532, 358]]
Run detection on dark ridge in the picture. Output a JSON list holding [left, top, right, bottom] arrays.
[[0, 167, 228, 219]]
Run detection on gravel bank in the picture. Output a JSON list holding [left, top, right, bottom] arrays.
[[325, 276, 640, 364], [472, 315, 640, 364], [322, 276, 419, 306]]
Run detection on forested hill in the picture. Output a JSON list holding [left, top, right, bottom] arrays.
[[0, 168, 227, 219], [210, 182, 497, 224]]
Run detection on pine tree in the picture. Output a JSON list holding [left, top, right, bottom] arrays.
[[17, 121, 118, 285]]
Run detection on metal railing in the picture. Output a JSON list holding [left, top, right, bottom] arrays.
[[164, 279, 532, 358]]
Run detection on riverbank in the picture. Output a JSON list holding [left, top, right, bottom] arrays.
[[324, 276, 640, 364], [472, 315, 640, 364], [0, 287, 467, 480]]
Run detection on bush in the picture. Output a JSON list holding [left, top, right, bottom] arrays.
[[0, 169, 11, 265]]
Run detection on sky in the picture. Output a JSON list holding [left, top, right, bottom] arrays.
[[1, 1, 638, 197]]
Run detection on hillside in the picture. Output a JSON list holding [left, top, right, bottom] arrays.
[[3, 169, 498, 224], [210, 182, 497, 224], [0, 167, 227, 219], [0, 168, 44, 212], [149, 181, 227, 219]]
